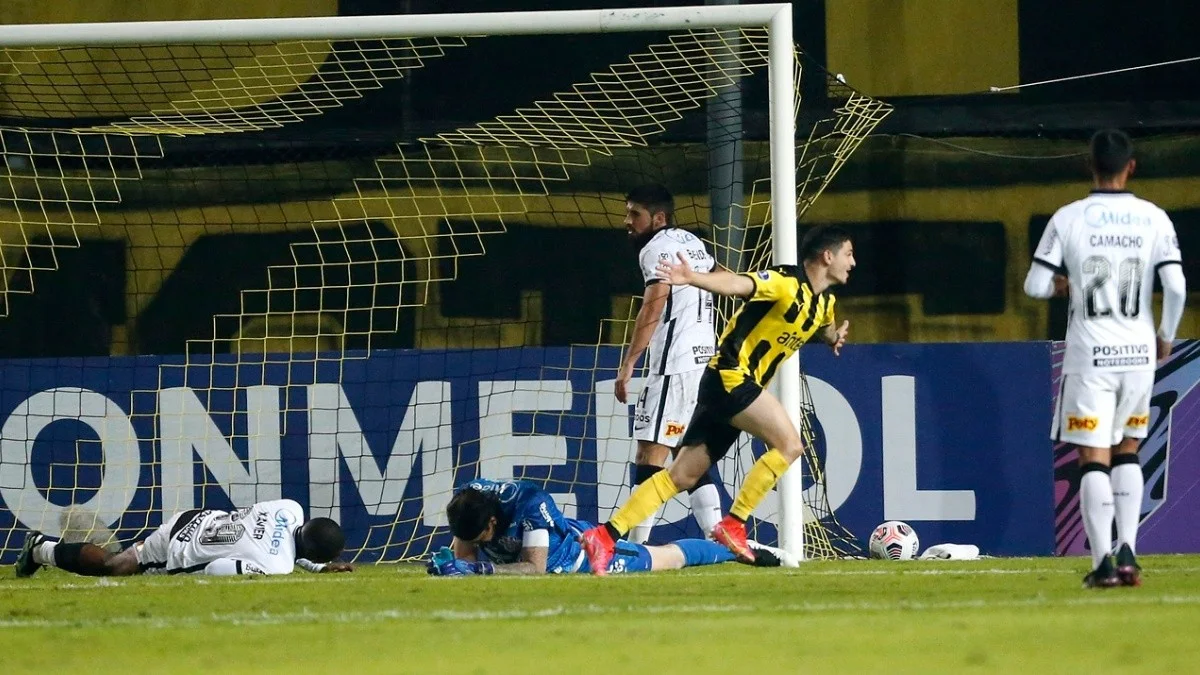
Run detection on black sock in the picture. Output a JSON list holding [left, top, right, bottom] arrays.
[[603, 522, 621, 542], [633, 463, 658, 486], [52, 542, 88, 574], [687, 469, 714, 494]]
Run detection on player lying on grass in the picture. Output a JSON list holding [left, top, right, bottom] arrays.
[[15, 499, 354, 578], [426, 478, 796, 576]]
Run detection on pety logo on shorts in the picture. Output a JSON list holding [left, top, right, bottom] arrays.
[[1126, 414, 1149, 428], [664, 422, 685, 437], [1067, 416, 1099, 432], [756, 271, 771, 280]]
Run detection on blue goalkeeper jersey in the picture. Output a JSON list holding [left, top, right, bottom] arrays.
[[458, 479, 589, 573]]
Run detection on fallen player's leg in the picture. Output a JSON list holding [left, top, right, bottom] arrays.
[[15, 531, 141, 578], [582, 538, 794, 574]]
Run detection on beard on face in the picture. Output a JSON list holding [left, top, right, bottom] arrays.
[[628, 226, 657, 252]]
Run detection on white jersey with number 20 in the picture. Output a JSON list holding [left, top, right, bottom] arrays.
[[1034, 191, 1182, 374]]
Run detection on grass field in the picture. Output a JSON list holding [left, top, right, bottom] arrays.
[[4, 555, 1200, 673]]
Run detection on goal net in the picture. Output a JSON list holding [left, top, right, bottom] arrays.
[[0, 6, 890, 564]]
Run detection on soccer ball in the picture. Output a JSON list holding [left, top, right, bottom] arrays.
[[868, 521, 919, 560]]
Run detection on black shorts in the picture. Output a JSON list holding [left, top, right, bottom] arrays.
[[679, 368, 763, 463]]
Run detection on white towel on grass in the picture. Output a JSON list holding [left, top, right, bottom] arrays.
[[918, 543, 981, 560]]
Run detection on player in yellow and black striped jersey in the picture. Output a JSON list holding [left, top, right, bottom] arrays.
[[711, 263, 838, 393], [580, 226, 854, 572]]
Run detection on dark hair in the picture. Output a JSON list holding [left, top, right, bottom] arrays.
[[297, 517, 345, 563], [1090, 128, 1134, 179], [800, 225, 852, 263], [624, 184, 675, 226], [446, 487, 500, 541]]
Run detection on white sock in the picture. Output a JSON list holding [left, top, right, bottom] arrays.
[[688, 483, 723, 537], [1080, 468, 1115, 570], [1111, 461, 1144, 555], [629, 514, 657, 545], [33, 540, 57, 566]]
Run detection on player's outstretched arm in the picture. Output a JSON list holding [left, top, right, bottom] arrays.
[[656, 252, 753, 298], [203, 558, 268, 576], [427, 546, 548, 576], [491, 546, 548, 575], [296, 558, 354, 573]]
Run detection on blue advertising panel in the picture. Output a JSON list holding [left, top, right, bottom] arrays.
[[0, 342, 1055, 563]]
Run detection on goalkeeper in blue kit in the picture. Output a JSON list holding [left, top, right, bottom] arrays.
[[426, 479, 794, 576]]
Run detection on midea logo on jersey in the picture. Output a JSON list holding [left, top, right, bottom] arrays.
[[467, 480, 519, 503], [1084, 204, 1151, 228], [268, 509, 295, 554]]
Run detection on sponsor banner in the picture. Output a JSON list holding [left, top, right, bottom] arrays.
[[0, 343, 1055, 563], [1054, 339, 1200, 555]]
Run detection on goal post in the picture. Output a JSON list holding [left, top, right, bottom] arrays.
[[0, 4, 886, 564]]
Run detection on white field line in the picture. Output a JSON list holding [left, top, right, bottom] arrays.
[[2, 594, 1200, 630], [5, 565, 1200, 591]]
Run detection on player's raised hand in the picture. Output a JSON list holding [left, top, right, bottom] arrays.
[[831, 320, 849, 356], [655, 251, 695, 286], [320, 562, 355, 573]]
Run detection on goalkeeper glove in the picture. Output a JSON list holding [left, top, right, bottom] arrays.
[[426, 546, 495, 577]]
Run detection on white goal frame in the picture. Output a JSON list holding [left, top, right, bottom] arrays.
[[0, 3, 806, 560]]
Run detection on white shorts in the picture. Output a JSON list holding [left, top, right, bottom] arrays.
[[1053, 371, 1154, 447], [633, 369, 703, 447], [133, 509, 208, 574]]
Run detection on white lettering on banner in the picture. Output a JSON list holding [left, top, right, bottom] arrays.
[[307, 382, 453, 525], [803, 377, 863, 513], [714, 376, 864, 523], [477, 380, 576, 519], [881, 376, 976, 521], [0, 388, 139, 535], [158, 386, 281, 516], [594, 376, 862, 526]]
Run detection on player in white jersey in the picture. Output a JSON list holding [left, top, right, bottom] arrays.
[[15, 499, 353, 577], [614, 184, 722, 544], [1025, 129, 1186, 588]]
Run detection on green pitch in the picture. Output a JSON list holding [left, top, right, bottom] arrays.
[[4, 555, 1200, 673]]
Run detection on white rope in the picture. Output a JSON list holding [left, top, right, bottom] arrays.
[[989, 55, 1200, 92]]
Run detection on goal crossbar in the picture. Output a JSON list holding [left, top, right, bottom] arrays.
[[0, 5, 790, 46]]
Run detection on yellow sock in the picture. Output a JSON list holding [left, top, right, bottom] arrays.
[[608, 470, 680, 536], [730, 448, 792, 521]]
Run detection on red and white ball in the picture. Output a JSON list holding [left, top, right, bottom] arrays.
[[868, 521, 920, 560]]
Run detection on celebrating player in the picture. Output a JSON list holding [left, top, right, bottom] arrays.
[[580, 225, 853, 574], [426, 478, 794, 576], [15, 499, 353, 577], [1025, 129, 1185, 588], [616, 184, 722, 544]]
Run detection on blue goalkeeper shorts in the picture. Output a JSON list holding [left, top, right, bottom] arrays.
[[560, 540, 653, 574]]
